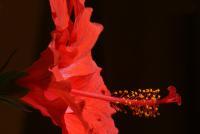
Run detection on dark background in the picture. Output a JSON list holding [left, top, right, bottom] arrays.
[[0, 0, 200, 134]]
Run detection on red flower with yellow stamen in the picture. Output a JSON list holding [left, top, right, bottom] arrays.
[[18, 0, 181, 133]]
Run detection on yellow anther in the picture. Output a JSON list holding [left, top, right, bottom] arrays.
[[119, 90, 122, 94], [139, 94, 144, 98], [148, 106, 152, 110], [151, 97, 156, 101], [145, 112, 149, 117], [135, 92, 138, 95], [158, 95, 161, 99], [114, 91, 118, 95], [124, 90, 128, 93], [150, 89, 153, 92], [138, 89, 142, 92]]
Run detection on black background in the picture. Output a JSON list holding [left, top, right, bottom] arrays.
[[0, 0, 200, 134]]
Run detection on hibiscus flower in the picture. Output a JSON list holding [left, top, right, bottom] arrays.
[[18, 0, 118, 133], [17, 0, 181, 133]]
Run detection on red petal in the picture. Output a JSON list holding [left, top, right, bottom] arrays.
[[71, 8, 103, 60], [50, 0, 70, 30], [60, 54, 97, 79], [19, 0, 118, 133], [21, 87, 67, 126], [64, 70, 118, 134], [22, 48, 53, 82]]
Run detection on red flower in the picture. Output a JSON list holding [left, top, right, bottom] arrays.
[[18, 0, 118, 133], [18, 0, 181, 133]]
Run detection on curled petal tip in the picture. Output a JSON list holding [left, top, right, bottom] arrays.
[[168, 86, 182, 106], [158, 85, 182, 106]]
